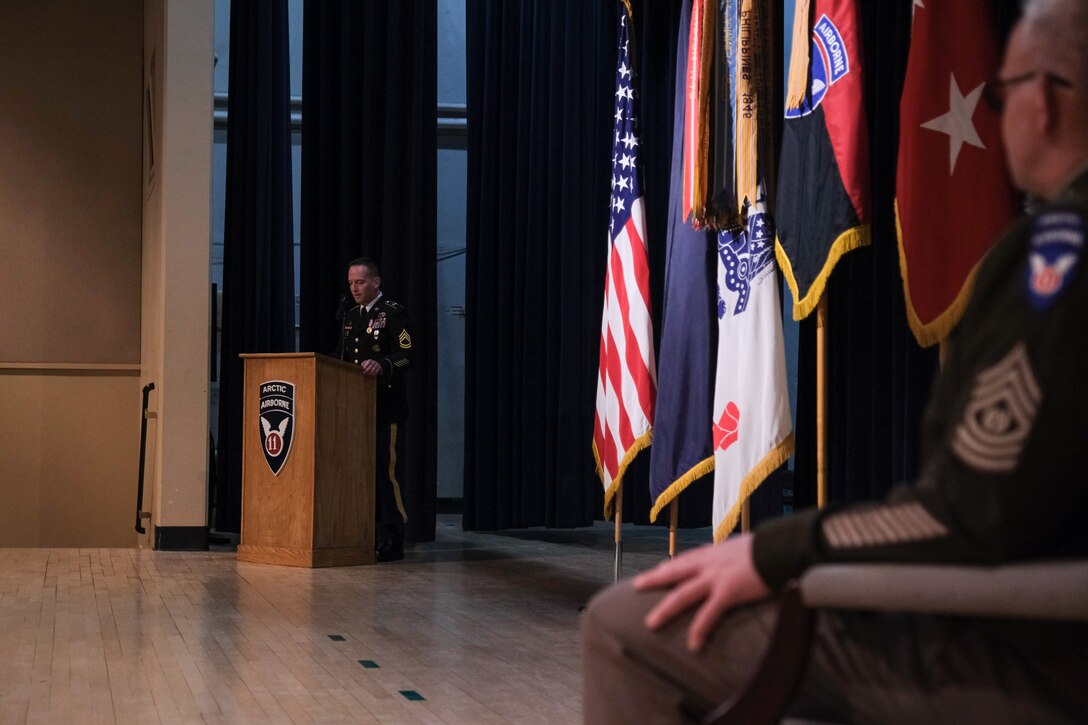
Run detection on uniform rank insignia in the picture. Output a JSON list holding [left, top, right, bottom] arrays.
[[951, 343, 1041, 473], [1025, 207, 1082, 311], [822, 502, 948, 549], [399, 330, 412, 349], [258, 380, 295, 476]]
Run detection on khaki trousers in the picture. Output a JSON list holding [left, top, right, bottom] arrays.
[[581, 580, 1087, 724]]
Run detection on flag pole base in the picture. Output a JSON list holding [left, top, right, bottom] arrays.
[[613, 541, 623, 583]]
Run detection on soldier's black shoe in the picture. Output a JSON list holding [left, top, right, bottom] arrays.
[[375, 524, 404, 562]]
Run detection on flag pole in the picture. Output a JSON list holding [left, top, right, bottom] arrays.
[[668, 499, 678, 558], [613, 483, 624, 582], [816, 294, 828, 508], [741, 499, 750, 532]]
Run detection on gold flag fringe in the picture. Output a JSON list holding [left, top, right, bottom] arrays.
[[712, 432, 795, 543], [894, 199, 985, 348], [595, 428, 654, 520], [648, 454, 715, 523], [775, 224, 871, 321]]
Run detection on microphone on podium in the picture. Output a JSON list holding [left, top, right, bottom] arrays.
[[335, 294, 351, 321]]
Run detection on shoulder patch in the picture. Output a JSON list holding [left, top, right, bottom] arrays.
[[951, 342, 1042, 474], [398, 330, 412, 349], [1025, 207, 1082, 311]]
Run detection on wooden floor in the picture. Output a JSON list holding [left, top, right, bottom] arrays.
[[0, 515, 709, 724]]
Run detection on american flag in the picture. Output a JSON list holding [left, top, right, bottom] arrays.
[[593, 1, 656, 516]]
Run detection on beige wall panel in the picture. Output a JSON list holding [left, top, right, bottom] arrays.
[[0, 0, 145, 547], [0, 0, 143, 364], [0, 371, 140, 547]]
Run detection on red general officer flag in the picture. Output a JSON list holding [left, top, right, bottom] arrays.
[[896, 0, 1019, 347]]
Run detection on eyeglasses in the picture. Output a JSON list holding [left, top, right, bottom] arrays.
[[984, 71, 1073, 112]]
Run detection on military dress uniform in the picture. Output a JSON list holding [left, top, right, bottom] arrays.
[[582, 169, 1088, 724], [339, 293, 412, 559]]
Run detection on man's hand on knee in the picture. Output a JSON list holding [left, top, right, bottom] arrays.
[[633, 533, 771, 652]]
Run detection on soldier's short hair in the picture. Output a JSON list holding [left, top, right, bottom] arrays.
[[348, 257, 380, 277]]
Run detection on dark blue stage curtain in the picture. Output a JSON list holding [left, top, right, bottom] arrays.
[[464, 0, 965, 532], [215, 0, 296, 534], [792, 0, 938, 512], [298, 2, 438, 543], [464, 0, 686, 530]]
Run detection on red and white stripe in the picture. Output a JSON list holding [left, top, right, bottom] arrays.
[[594, 198, 656, 508]]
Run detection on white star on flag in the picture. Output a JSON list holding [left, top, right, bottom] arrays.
[[617, 176, 630, 191], [920, 72, 986, 176], [618, 153, 633, 170], [619, 61, 630, 80], [621, 132, 639, 149]]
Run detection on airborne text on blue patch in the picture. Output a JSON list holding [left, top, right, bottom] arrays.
[[1024, 207, 1083, 311], [785, 14, 849, 119], [814, 15, 850, 84]]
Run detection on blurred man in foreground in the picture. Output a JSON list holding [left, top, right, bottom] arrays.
[[582, 1, 1088, 721]]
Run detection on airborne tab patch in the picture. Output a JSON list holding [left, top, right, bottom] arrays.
[[951, 343, 1041, 473], [1025, 207, 1082, 311], [784, 14, 850, 119]]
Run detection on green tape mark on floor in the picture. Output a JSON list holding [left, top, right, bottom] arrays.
[[399, 690, 425, 701], [358, 660, 379, 669]]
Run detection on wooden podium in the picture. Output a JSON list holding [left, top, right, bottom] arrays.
[[237, 353, 375, 567]]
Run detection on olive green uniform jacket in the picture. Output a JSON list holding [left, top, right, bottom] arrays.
[[753, 168, 1088, 588]]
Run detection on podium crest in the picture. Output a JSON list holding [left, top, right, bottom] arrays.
[[258, 380, 295, 475]]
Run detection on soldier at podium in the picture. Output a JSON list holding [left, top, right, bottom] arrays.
[[339, 257, 412, 562]]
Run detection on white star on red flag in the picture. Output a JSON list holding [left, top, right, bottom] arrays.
[[920, 73, 986, 176]]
